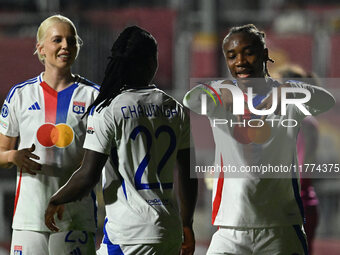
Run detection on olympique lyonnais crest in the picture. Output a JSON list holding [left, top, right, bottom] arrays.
[[73, 101, 85, 114]]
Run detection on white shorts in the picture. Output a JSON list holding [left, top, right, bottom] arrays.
[[10, 230, 96, 255], [96, 237, 181, 255], [206, 225, 308, 255]]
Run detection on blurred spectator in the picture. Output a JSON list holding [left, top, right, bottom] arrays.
[[272, 0, 312, 34]]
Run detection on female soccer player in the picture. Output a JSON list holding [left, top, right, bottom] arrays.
[[183, 24, 335, 255], [45, 26, 198, 255], [0, 15, 99, 254]]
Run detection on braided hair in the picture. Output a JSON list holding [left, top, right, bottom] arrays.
[[84, 26, 158, 116], [223, 24, 274, 77]]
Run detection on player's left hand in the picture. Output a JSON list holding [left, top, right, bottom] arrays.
[[181, 226, 195, 255], [44, 202, 64, 232]]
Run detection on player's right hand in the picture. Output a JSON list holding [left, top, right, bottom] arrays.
[[181, 226, 195, 255], [45, 202, 64, 232], [9, 144, 42, 175]]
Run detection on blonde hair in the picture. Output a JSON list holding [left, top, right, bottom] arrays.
[[34, 14, 82, 64]]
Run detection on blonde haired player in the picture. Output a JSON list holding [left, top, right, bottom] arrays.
[[0, 15, 99, 254]]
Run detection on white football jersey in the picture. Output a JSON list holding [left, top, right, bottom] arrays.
[[0, 73, 99, 232], [83, 86, 190, 244], [183, 78, 333, 228]]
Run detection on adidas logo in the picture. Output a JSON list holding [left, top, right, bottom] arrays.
[[28, 102, 41, 110]]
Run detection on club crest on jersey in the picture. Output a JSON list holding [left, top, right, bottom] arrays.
[[73, 101, 85, 114], [1, 104, 9, 118], [13, 245, 22, 255]]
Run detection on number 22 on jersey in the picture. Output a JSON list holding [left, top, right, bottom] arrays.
[[130, 125, 176, 190]]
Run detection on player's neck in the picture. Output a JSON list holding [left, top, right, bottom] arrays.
[[43, 69, 75, 92], [237, 77, 270, 94]]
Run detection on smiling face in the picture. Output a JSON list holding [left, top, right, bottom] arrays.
[[223, 32, 268, 82], [37, 22, 77, 71]]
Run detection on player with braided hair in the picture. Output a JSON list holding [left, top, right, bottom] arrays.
[[184, 24, 335, 254], [45, 25, 198, 255], [83, 26, 157, 115]]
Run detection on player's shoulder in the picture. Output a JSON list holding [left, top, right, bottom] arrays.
[[153, 87, 181, 103], [113, 85, 169, 103], [193, 79, 227, 91], [5, 74, 42, 103], [264, 77, 281, 88], [154, 88, 189, 119], [111, 85, 185, 113], [150, 88, 187, 115], [75, 75, 100, 92]]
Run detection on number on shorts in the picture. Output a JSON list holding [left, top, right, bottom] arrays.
[[65, 231, 88, 244]]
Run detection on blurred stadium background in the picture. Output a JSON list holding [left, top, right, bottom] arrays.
[[0, 0, 340, 254]]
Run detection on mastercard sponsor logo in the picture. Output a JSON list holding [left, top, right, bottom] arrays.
[[37, 123, 74, 148], [233, 120, 271, 144]]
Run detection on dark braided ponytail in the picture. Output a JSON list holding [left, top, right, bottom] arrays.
[[84, 26, 158, 116]]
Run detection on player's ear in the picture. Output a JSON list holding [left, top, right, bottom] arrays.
[[37, 43, 45, 55]]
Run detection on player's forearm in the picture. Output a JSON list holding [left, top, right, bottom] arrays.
[[49, 150, 107, 205], [177, 148, 198, 227], [179, 177, 198, 227], [50, 166, 99, 205], [0, 149, 15, 168], [0, 135, 18, 168], [285, 81, 335, 115]]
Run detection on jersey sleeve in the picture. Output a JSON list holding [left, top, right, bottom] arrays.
[[83, 107, 116, 155], [183, 82, 223, 117], [0, 92, 19, 137]]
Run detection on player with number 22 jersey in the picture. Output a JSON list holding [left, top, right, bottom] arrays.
[[84, 86, 190, 247]]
